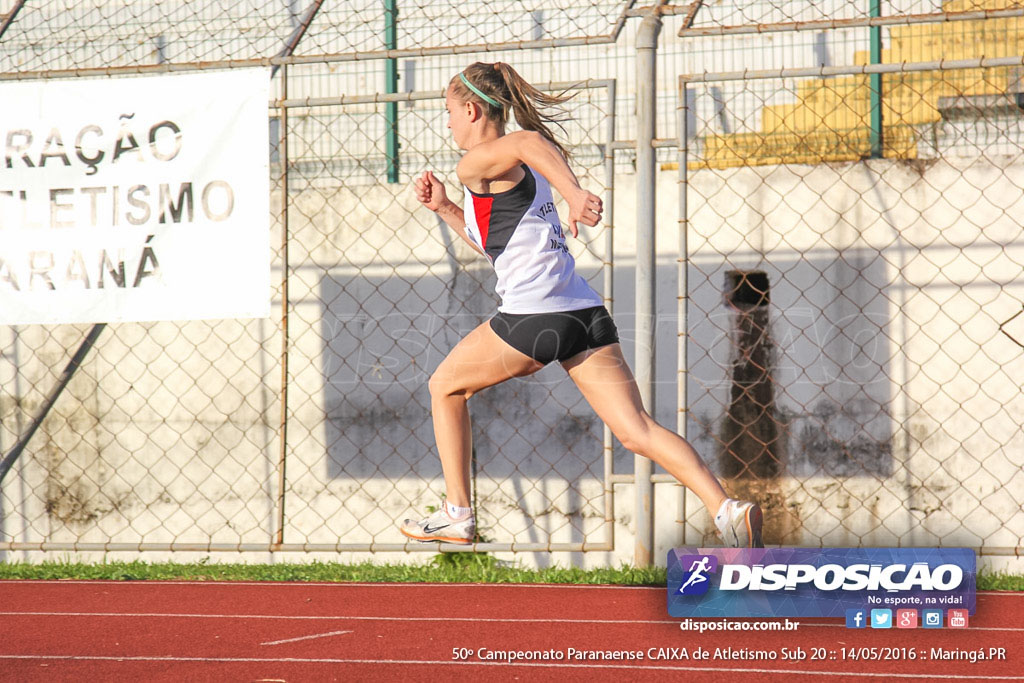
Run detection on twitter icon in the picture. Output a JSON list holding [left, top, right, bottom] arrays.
[[871, 609, 892, 629]]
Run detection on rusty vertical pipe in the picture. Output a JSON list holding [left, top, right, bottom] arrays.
[[274, 66, 290, 549], [633, 8, 663, 568]]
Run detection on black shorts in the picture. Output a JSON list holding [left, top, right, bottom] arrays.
[[489, 305, 620, 365]]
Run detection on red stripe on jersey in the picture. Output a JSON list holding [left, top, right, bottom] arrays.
[[472, 195, 493, 248]]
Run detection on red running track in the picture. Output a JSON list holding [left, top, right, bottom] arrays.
[[0, 581, 1021, 681]]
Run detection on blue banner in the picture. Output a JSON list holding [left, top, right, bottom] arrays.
[[667, 547, 975, 618]]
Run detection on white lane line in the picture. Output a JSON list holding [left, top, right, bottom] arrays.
[[0, 654, 1021, 678], [1, 581, 1017, 602], [799, 623, 1024, 632], [2, 610, 1024, 634], [261, 630, 352, 646], [0, 611, 675, 625], [0, 581, 664, 590]]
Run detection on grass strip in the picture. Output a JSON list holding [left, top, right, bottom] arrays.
[[0, 557, 1020, 590], [0, 555, 667, 585], [977, 570, 1024, 591]]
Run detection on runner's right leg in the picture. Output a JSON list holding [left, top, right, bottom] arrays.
[[400, 320, 544, 543]]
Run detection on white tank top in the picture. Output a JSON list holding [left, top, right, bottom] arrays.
[[462, 165, 603, 314]]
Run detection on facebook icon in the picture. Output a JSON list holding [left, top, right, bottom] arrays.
[[846, 608, 867, 629]]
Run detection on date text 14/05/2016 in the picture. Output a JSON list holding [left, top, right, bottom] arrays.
[[452, 646, 1008, 663]]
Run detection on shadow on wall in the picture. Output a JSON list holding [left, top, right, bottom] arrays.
[[719, 269, 782, 480], [316, 255, 897, 483], [688, 253, 895, 481], [317, 267, 607, 482]]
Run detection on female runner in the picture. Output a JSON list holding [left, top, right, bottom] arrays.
[[400, 62, 763, 548]]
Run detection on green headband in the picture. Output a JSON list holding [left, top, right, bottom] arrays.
[[459, 72, 502, 109]]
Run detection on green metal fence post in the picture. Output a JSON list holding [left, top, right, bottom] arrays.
[[869, 0, 883, 158], [385, 0, 399, 183]]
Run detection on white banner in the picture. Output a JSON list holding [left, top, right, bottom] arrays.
[[0, 69, 271, 324]]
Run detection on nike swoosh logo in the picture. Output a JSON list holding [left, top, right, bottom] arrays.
[[423, 523, 449, 533]]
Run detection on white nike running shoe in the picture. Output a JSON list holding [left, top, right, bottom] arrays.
[[717, 499, 764, 548], [399, 507, 475, 545]]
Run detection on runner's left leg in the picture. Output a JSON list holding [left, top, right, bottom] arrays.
[[561, 343, 728, 516]]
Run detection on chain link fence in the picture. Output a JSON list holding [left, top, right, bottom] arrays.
[[1, 0, 1022, 562], [677, 55, 1024, 554]]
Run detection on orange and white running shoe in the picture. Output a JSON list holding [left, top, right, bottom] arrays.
[[399, 507, 475, 545], [718, 499, 764, 548]]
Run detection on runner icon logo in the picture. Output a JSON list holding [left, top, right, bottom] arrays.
[[676, 555, 718, 596]]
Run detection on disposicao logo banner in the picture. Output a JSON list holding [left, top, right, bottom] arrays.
[[667, 548, 975, 618]]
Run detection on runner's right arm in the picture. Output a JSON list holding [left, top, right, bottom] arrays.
[[415, 171, 485, 257]]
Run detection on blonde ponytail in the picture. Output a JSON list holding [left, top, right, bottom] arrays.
[[450, 62, 574, 159]]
